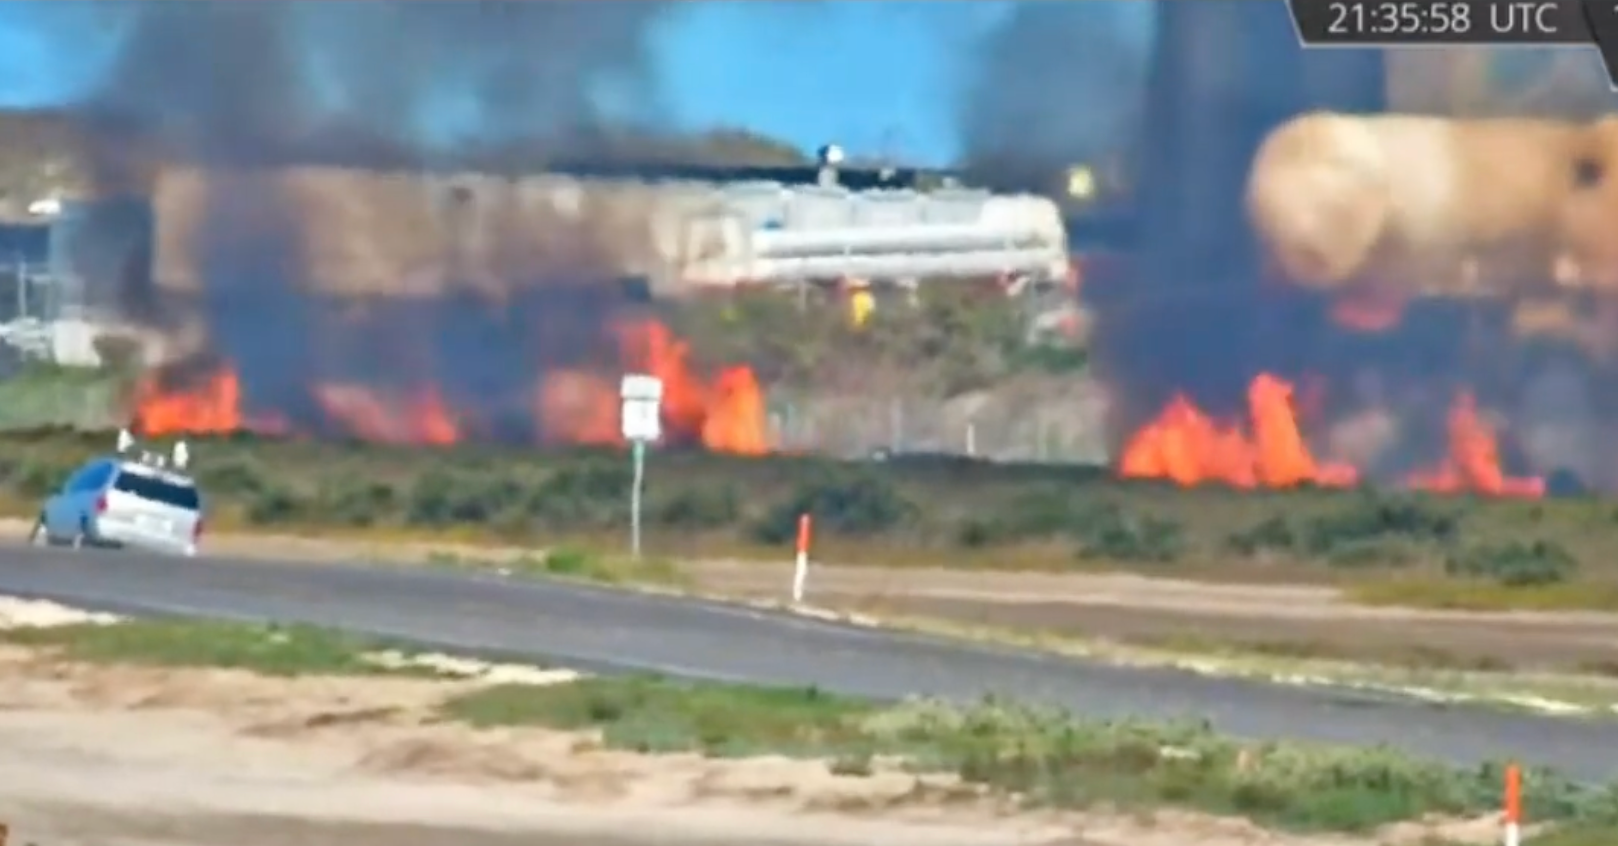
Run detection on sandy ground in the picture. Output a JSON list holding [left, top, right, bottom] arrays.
[[0, 598, 1501, 846]]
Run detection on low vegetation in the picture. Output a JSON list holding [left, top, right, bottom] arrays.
[[1, 428, 1616, 608], [444, 676, 1618, 834], [0, 362, 129, 431], [12, 613, 1618, 837], [0, 618, 425, 676], [670, 286, 1086, 397]]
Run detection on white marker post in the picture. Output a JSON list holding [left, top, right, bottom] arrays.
[[791, 513, 812, 604], [619, 374, 663, 560]]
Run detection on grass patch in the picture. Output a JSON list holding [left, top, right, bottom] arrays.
[[0, 619, 424, 676], [1533, 821, 1618, 846], [1346, 579, 1618, 612], [446, 675, 870, 757], [441, 675, 1618, 834]]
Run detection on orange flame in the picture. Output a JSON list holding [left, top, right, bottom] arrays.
[[310, 384, 461, 446], [536, 369, 623, 446], [1406, 392, 1544, 498], [133, 367, 243, 435], [1120, 373, 1359, 489], [703, 366, 769, 455], [133, 317, 770, 455], [1121, 375, 1544, 498], [1330, 293, 1404, 332]]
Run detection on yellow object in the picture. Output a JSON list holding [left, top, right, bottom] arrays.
[[849, 289, 875, 328], [1065, 166, 1095, 200]]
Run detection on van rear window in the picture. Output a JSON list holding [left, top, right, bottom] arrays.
[[113, 472, 200, 510]]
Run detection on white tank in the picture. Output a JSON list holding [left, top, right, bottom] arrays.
[[143, 165, 1071, 298], [666, 182, 1070, 289]]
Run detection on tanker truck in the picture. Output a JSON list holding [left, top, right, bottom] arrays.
[[145, 153, 1071, 300]]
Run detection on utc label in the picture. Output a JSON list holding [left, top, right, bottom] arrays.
[[1288, 0, 1590, 44]]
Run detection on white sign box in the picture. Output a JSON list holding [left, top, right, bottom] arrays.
[[619, 374, 664, 443]]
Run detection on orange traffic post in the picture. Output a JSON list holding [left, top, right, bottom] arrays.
[[791, 513, 812, 604], [1503, 762, 1522, 846]]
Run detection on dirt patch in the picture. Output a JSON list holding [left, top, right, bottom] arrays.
[[677, 561, 1618, 672], [0, 643, 1496, 846]]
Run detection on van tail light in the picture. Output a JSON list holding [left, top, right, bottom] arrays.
[[193, 517, 204, 543], [94, 494, 107, 514]]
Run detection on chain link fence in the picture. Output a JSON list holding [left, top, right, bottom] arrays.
[[767, 381, 1111, 464], [0, 369, 1118, 465]]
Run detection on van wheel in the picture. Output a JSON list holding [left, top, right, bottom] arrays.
[[27, 516, 49, 546]]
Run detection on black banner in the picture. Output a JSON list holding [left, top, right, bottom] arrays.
[[1287, 0, 1618, 87]]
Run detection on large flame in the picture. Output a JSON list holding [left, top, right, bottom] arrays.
[[310, 384, 461, 446], [1120, 373, 1544, 497], [134, 317, 770, 455], [1405, 392, 1544, 498], [1119, 373, 1359, 489], [133, 366, 244, 436]]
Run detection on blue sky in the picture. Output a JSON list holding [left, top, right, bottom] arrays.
[[652, 1, 1020, 163], [0, 0, 1154, 165]]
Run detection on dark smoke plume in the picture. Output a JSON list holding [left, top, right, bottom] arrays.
[[1091, 2, 1572, 490], [1097, 0, 1395, 435], [53, 1, 689, 443], [955, 1, 1152, 193], [78, 0, 673, 169]]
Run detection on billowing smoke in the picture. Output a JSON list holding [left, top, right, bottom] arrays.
[[955, 1, 1154, 192], [42, 1, 706, 444], [1090, 2, 1608, 494], [1093, 1, 1383, 422], [80, 0, 673, 167]]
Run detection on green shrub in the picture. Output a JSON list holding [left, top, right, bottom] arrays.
[[9, 459, 66, 498], [245, 486, 303, 525], [952, 518, 1005, 549], [542, 546, 605, 579], [1446, 540, 1579, 586], [407, 471, 525, 526], [752, 471, 914, 543], [1301, 495, 1459, 555], [1225, 515, 1298, 557], [654, 485, 741, 530], [953, 487, 1085, 548], [317, 480, 398, 527], [523, 462, 634, 530], [1322, 541, 1414, 570], [195, 459, 270, 497], [1228, 500, 1442, 569], [1072, 503, 1184, 564]]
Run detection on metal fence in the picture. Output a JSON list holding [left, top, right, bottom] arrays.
[[768, 383, 1110, 464], [0, 372, 1116, 464], [0, 259, 65, 361]]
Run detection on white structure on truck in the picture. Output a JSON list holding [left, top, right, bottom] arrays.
[[644, 143, 1069, 292], [671, 181, 1069, 290]]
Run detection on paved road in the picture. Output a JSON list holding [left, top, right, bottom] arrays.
[[2, 546, 1616, 780]]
